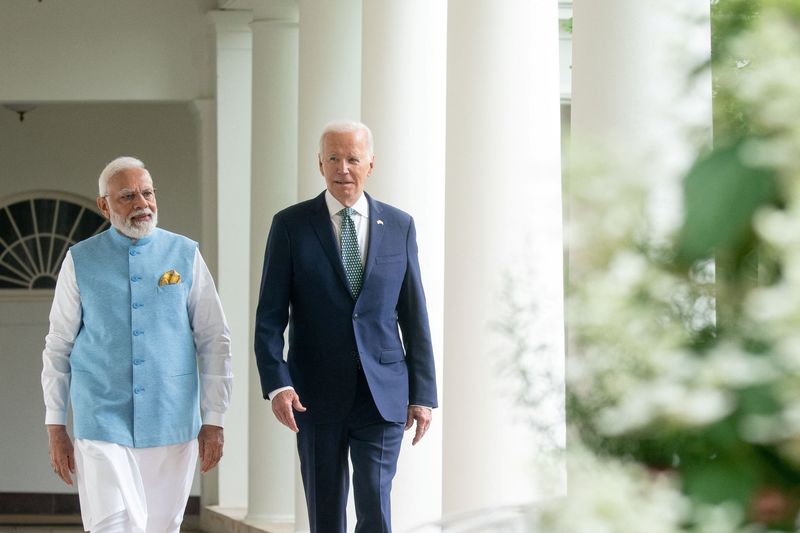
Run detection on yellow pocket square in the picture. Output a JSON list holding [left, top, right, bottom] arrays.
[[158, 269, 182, 286]]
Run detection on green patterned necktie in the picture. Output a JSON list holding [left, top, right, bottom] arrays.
[[339, 207, 363, 298]]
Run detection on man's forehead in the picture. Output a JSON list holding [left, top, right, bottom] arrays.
[[324, 130, 367, 146], [324, 148, 367, 157], [108, 168, 153, 188]]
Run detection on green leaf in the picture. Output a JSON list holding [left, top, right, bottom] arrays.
[[676, 142, 777, 265], [738, 385, 782, 416], [681, 454, 759, 507]]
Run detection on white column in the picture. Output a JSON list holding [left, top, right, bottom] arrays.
[[570, 0, 713, 197], [208, 9, 253, 509], [192, 97, 220, 507], [361, 1, 447, 531], [294, 4, 363, 526], [294, 4, 362, 526], [297, 0, 362, 199], [247, 0, 299, 525], [193, 97, 218, 284], [443, 0, 566, 518]]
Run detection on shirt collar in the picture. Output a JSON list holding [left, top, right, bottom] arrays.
[[325, 190, 369, 219]]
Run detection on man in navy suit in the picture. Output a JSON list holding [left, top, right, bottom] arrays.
[[254, 120, 438, 532]]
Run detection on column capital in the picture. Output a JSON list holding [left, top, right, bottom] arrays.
[[252, 0, 298, 22], [208, 9, 254, 33], [208, 10, 254, 51]]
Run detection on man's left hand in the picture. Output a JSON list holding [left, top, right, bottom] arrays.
[[404, 406, 432, 445], [198, 424, 224, 473]]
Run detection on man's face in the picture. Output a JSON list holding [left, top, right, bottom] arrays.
[[319, 129, 374, 207], [97, 167, 158, 240]]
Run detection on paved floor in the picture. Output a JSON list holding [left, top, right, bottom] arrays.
[[0, 528, 82, 533], [0, 516, 200, 533], [0, 516, 82, 533], [0, 527, 201, 533]]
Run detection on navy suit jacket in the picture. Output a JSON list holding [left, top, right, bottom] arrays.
[[254, 191, 438, 423]]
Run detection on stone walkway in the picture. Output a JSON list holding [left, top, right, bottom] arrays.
[[0, 516, 200, 533]]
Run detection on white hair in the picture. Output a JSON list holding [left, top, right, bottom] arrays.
[[98, 156, 149, 196], [318, 120, 374, 157]]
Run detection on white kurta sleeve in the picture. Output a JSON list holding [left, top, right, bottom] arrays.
[[188, 249, 233, 427], [41, 251, 82, 425]]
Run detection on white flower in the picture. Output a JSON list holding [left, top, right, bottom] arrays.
[[691, 503, 746, 533], [739, 415, 783, 444], [753, 207, 800, 248], [664, 387, 734, 427], [744, 284, 799, 324], [697, 343, 780, 388], [527, 447, 689, 533], [775, 335, 800, 371]]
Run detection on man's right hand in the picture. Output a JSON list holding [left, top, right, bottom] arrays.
[[271, 389, 306, 433], [47, 424, 75, 486]]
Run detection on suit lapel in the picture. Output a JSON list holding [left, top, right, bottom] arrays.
[[309, 193, 351, 291], [361, 193, 384, 288]]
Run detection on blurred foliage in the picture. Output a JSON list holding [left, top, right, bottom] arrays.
[[564, 2, 800, 530], [711, 0, 800, 142], [676, 141, 777, 267], [710, 0, 762, 142]]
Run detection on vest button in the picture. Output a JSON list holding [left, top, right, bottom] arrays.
[[134, 386, 144, 394], [133, 359, 144, 365], [129, 250, 137, 256], [131, 276, 140, 282], [132, 303, 142, 309], [353, 313, 359, 320], [133, 330, 142, 336]]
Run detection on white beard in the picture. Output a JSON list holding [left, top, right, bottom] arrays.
[[110, 208, 158, 240]]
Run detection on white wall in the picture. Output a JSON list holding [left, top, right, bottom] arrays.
[[0, 102, 202, 494], [0, 0, 215, 102], [0, 104, 202, 241]]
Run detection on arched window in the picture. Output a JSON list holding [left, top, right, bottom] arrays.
[[0, 192, 109, 290]]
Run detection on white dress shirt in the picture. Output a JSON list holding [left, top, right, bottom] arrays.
[[42, 247, 233, 428]]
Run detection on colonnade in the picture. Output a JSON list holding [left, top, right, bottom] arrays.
[[206, 0, 567, 530]]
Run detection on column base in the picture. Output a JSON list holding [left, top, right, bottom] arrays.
[[201, 505, 294, 533]]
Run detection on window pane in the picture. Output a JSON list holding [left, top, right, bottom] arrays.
[[55, 202, 82, 238], [34, 199, 57, 235], [0, 209, 15, 244], [8, 202, 33, 235]]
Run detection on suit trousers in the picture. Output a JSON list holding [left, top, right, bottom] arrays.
[[296, 368, 404, 533]]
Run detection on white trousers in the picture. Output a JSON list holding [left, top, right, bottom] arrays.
[[74, 439, 198, 533]]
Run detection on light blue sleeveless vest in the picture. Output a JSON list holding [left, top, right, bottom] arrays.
[[70, 228, 200, 448]]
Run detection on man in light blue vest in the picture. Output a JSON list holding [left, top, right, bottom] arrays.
[[42, 156, 233, 533]]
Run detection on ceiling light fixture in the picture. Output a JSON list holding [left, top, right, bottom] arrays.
[[4, 103, 37, 122]]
